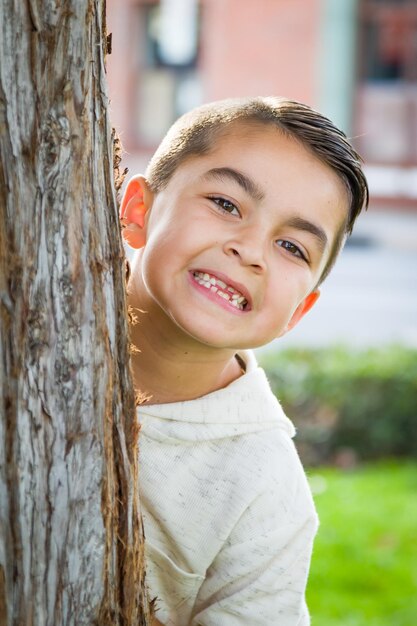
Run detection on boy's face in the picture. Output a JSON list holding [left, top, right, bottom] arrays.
[[126, 123, 348, 351]]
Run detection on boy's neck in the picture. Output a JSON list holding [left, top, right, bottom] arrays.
[[127, 296, 244, 405]]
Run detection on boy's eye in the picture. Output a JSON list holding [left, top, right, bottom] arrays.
[[210, 196, 240, 216], [277, 239, 307, 262]]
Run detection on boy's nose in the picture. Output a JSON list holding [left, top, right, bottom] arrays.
[[223, 234, 266, 272]]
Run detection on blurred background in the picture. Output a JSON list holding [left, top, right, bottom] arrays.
[[107, 0, 417, 349], [106, 2, 417, 625]]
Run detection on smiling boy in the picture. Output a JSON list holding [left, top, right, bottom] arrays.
[[120, 97, 368, 625]]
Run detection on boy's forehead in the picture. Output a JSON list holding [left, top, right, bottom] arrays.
[[175, 120, 346, 201], [183, 119, 334, 180], [208, 119, 283, 153], [172, 121, 287, 181]]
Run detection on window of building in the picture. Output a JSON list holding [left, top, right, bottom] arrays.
[[361, 0, 417, 82], [356, 0, 417, 163], [135, 0, 202, 147]]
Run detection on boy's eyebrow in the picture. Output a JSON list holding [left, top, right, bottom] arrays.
[[202, 167, 265, 202], [285, 216, 328, 251]]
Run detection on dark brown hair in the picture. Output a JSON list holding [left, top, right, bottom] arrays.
[[145, 97, 369, 285]]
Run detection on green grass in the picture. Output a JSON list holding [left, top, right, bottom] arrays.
[[306, 461, 417, 626]]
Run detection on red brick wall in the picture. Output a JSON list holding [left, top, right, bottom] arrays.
[[201, 0, 321, 105]]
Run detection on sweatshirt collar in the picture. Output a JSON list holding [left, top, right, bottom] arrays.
[[137, 351, 296, 437]]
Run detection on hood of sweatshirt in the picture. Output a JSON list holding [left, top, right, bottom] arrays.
[[137, 351, 296, 443]]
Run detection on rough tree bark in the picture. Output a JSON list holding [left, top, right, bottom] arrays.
[[0, 1, 151, 624]]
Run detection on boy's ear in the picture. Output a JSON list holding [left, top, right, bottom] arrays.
[[120, 175, 153, 249], [278, 290, 320, 337]]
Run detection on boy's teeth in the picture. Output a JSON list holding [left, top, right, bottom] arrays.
[[193, 271, 247, 310]]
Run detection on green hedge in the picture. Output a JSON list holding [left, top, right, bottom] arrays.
[[258, 346, 417, 465]]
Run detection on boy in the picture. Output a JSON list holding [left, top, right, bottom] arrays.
[[120, 97, 368, 625]]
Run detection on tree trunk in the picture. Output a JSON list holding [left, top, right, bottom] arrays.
[[0, 1, 151, 624]]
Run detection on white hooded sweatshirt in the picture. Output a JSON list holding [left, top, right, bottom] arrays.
[[138, 351, 318, 625]]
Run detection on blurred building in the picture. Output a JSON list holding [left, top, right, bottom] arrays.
[[107, 0, 417, 209]]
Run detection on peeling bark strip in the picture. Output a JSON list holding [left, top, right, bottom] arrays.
[[0, 1, 151, 624]]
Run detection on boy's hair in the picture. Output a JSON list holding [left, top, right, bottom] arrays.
[[145, 97, 369, 285]]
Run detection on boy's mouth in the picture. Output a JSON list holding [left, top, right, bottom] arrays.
[[191, 270, 249, 311]]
